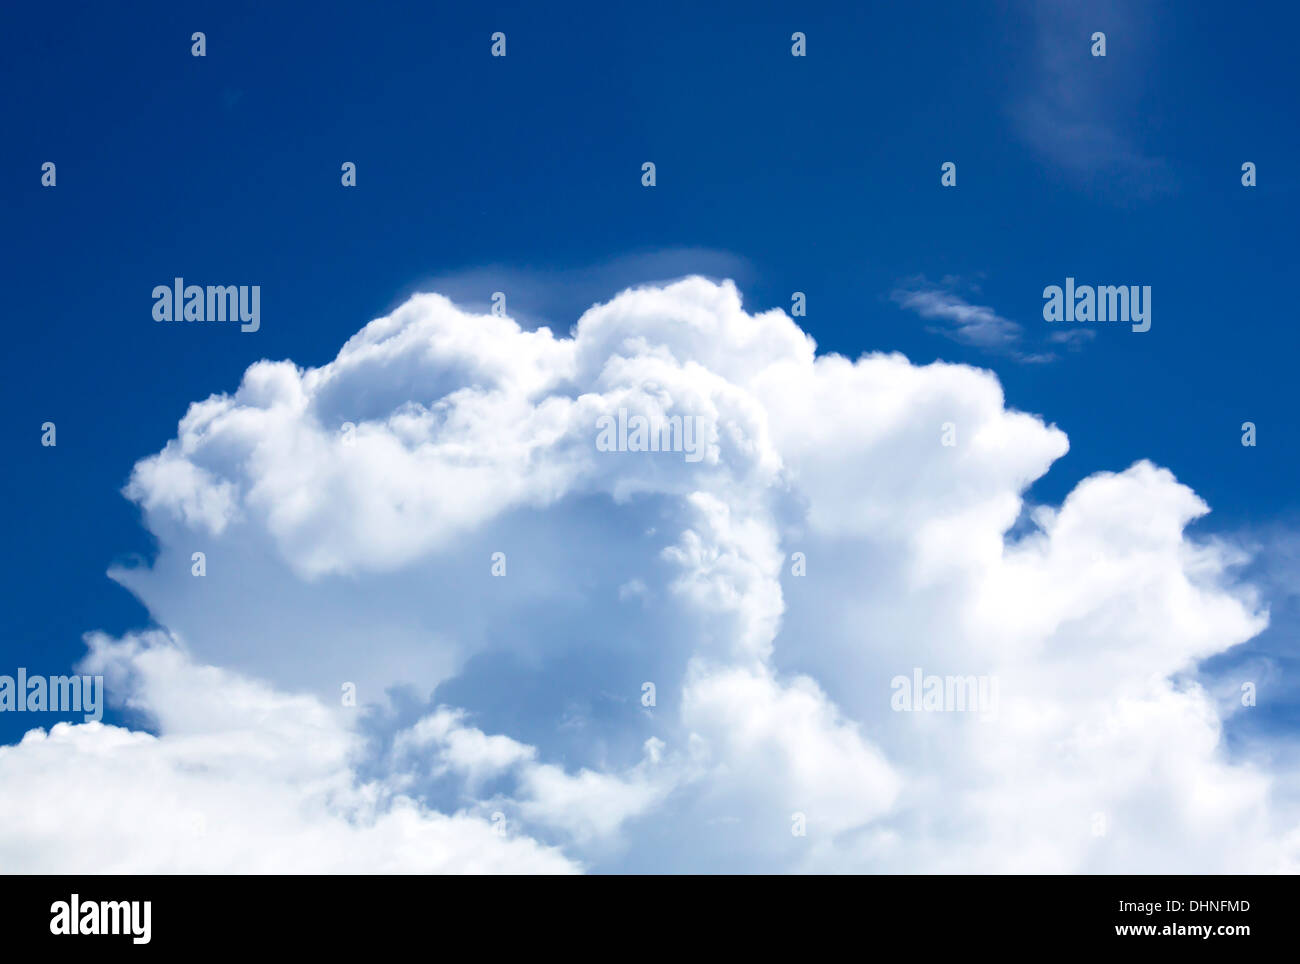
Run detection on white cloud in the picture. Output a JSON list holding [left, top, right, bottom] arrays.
[[891, 279, 1057, 363], [892, 285, 1023, 351], [391, 705, 673, 844], [10, 275, 1295, 872], [0, 633, 578, 873]]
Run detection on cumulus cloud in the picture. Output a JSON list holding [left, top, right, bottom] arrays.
[[6, 275, 1295, 872], [0, 632, 578, 873]]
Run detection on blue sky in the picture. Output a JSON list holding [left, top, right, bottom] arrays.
[[2, 1, 1298, 871]]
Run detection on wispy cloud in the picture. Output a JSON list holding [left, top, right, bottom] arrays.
[[891, 278, 1056, 363], [1047, 327, 1097, 349], [1009, 0, 1174, 199]]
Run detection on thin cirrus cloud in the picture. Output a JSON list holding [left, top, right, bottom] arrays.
[[1008, 0, 1175, 198], [891, 278, 1069, 362], [0, 276, 1293, 873]]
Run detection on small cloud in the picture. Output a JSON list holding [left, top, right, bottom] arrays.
[[892, 278, 1055, 364], [1047, 328, 1097, 350], [618, 578, 649, 602]]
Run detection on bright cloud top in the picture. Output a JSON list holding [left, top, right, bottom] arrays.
[[3, 277, 1292, 873]]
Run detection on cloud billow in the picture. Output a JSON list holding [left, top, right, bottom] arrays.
[[1, 277, 1289, 873]]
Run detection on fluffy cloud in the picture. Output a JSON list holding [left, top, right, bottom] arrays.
[[6, 276, 1294, 872], [0, 633, 578, 873]]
